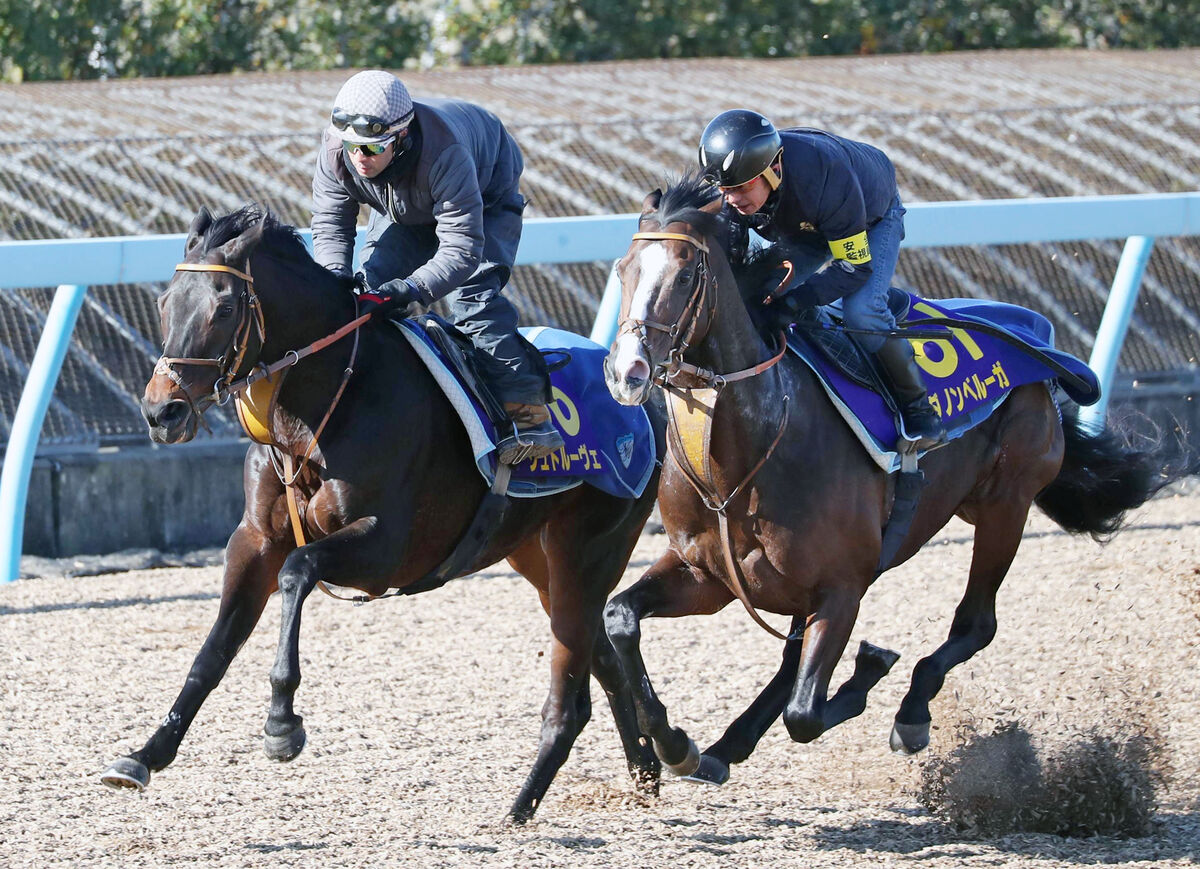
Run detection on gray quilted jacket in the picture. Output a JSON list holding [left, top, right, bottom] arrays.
[[311, 98, 523, 302]]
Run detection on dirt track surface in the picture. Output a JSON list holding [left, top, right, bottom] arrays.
[[3, 488, 1200, 868]]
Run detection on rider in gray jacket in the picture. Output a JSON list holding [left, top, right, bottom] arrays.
[[312, 70, 563, 464]]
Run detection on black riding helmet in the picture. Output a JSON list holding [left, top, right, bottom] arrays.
[[698, 109, 784, 189]]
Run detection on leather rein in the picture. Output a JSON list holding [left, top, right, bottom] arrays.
[[623, 231, 793, 640]]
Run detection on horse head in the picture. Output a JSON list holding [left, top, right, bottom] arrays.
[[142, 205, 267, 443], [605, 173, 724, 406]]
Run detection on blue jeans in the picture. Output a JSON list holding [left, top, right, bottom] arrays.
[[792, 195, 906, 353], [359, 193, 550, 406]]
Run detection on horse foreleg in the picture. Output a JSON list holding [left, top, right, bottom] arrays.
[[264, 516, 388, 762], [692, 616, 804, 785], [101, 526, 284, 790], [604, 549, 733, 777], [891, 503, 1028, 754], [783, 588, 863, 743]]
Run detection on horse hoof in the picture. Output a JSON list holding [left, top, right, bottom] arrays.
[[858, 640, 901, 672], [890, 720, 930, 755], [263, 726, 307, 762], [679, 753, 729, 786], [656, 736, 700, 777], [100, 757, 150, 791]]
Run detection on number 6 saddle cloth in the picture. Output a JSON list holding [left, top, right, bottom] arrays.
[[396, 316, 657, 499], [790, 292, 1101, 473]]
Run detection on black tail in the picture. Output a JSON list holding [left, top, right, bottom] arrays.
[[1035, 406, 1198, 541]]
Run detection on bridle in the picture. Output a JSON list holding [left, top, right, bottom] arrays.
[[619, 226, 795, 641], [154, 262, 266, 426], [153, 259, 371, 480], [619, 231, 715, 388], [620, 230, 785, 389]]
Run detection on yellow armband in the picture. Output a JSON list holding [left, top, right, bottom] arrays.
[[829, 231, 871, 265]]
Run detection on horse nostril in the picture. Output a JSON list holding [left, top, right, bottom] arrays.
[[154, 399, 190, 428], [625, 358, 650, 386]]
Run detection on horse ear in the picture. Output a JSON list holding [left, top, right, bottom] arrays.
[[640, 189, 662, 215], [184, 206, 213, 255], [217, 217, 266, 268]]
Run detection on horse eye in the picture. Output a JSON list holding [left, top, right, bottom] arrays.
[[677, 270, 693, 285], [215, 304, 234, 319]]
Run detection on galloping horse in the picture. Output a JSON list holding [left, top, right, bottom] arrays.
[[100, 205, 665, 823], [602, 172, 1188, 785]]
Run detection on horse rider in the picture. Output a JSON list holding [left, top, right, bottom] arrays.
[[697, 109, 944, 447], [312, 69, 564, 464]]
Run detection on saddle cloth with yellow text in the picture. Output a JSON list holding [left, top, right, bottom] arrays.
[[396, 319, 656, 499], [788, 294, 1100, 473]]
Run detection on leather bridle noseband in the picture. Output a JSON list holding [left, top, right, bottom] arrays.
[[153, 260, 371, 482]]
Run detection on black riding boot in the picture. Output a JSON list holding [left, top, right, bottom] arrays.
[[875, 338, 945, 448]]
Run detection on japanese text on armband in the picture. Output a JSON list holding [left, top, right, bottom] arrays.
[[829, 231, 871, 264]]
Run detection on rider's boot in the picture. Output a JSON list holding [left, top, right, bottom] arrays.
[[496, 401, 565, 465], [876, 338, 945, 450]]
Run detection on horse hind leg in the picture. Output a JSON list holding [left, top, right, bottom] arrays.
[[604, 549, 734, 777], [590, 627, 662, 795], [891, 501, 1029, 755], [504, 509, 653, 826]]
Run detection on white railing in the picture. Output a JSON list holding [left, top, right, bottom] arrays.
[[0, 192, 1197, 582]]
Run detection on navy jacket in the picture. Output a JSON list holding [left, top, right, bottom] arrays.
[[734, 128, 898, 305]]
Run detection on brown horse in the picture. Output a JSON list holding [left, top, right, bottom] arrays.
[[602, 172, 1189, 786], [100, 204, 665, 823]]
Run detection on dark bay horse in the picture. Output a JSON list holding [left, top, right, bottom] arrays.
[[602, 172, 1189, 786], [100, 205, 665, 823]]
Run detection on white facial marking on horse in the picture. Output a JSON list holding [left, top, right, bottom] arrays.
[[610, 243, 670, 391]]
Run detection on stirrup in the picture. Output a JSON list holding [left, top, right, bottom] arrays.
[[496, 420, 564, 465], [898, 404, 945, 453]]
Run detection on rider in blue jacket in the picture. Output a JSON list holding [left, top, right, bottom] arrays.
[[698, 109, 943, 447]]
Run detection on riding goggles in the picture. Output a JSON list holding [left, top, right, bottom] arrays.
[[344, 140, 392, 156], [330, 109, 412, 139]]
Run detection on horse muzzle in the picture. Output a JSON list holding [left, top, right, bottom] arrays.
[[604, 342, 655, 406], [142, 395, 199, 444], [142, 372, 203, 444]]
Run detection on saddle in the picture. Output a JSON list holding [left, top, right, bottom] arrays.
[[793, 287, 911, 413]]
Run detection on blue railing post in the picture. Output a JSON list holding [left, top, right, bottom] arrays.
[[0, 284, 89, 583], [589, 263, 622, 347], [1078, 236, 1156, 433]]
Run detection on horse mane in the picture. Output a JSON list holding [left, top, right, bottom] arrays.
[[645, 170, 722, 239], [199, 204, 327, 277]]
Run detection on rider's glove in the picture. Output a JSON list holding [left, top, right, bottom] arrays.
[[760, 279, 819, 334], [357, 276, 423, 318]]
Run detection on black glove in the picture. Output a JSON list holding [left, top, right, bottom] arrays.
[[357, 276, 423, 318], [760, 281, 818, 334]]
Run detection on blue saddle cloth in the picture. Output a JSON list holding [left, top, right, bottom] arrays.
[[396, 320, 656, 499], [788, 293, 1100, 472]]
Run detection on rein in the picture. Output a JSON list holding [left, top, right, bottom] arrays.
[[630, 229, 793, 640]]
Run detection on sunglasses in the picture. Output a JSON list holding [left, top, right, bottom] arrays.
[[331, 109, 411, 139], [344, 140, 392, 156]]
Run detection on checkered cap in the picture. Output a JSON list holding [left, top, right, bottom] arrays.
[[329, 70, 414, 144]]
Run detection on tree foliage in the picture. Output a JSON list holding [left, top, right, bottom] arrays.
[[1, 0, 1196, 82]]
